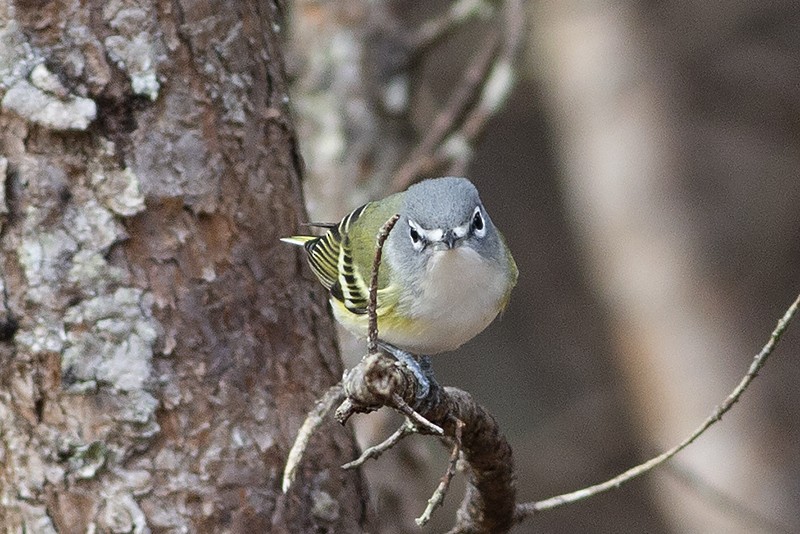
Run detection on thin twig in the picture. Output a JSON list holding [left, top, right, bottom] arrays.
[[367, 214, 400, 355], [341, 419, 417, 470], [391, 392, 444, 435], [282, 384, 346, 492], [516, 292, 800, 519], [417, 417, 465, 526]]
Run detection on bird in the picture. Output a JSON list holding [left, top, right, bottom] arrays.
[[282, 176, 517, 375]]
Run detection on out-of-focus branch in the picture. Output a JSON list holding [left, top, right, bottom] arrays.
[[292, 0, 524, 224], [391, 0, 525, 191], [663, 462, 795, 534], [515, 292, 800, 521], [408, 0, 495, 55]]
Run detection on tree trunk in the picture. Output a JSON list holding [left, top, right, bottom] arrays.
[[0, 1, 368, 532]]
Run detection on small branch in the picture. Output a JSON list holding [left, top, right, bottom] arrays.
[[515, 292, 800, 520], [282, 384, 345, 493], [368, 214, 400, 355], [341, 419, 417, 470], [417, 417, 465, 526], [391, 392, 444, 435]]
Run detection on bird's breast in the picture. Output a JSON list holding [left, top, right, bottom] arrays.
[[389, 246, 509, 354]]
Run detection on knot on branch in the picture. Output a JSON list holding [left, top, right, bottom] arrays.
[[335, 352, 443, 436], [342, 352, 410, 406]]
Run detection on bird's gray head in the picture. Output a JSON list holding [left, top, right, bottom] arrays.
[[386, 177, 505, 278]]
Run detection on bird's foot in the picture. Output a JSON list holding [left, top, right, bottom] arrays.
[[377, 343, 433, 400]]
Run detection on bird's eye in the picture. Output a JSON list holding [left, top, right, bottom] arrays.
[[472, 209, 485, 233], [409, 226, 421, 244]]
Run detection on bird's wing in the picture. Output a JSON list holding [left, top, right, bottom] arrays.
[[282, 192, 404, 316], [282, 204, 370, 309]]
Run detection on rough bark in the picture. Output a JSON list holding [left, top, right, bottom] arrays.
[[0, 1, 367, 532]]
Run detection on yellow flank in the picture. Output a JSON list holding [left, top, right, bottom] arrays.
[[329, 287, 417, 342]]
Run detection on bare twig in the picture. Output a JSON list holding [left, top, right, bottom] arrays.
[[282, 384, 346, 492], [341, 419, 417, 470], [391, 392, 444, 435], [368, 214, 400, 354], [515, 292, 800, 520], [417, 417, 465, 526]]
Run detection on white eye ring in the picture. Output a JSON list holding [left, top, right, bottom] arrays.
[[408, 220, 425, 251], [471, 207, 486, 238]]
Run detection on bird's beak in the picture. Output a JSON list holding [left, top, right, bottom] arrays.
[[437, 229, 459, 250], [444, 230, 458, 249]]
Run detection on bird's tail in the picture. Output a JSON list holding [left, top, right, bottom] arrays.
[[280, 235, 316, 247]]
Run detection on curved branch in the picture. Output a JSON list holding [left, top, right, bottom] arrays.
[[340, 353, 516, 533], [515, 292, 800, 520], [282, 384, 345, 493]]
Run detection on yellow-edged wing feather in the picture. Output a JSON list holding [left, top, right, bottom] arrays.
[[281, 193, 404, 317]]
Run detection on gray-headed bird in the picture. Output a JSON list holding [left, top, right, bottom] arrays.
[[282, 177, 517, 384]]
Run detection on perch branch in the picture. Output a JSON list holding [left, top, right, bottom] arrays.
[[515, 292, 800, 520], [339, 354, 516, 532]]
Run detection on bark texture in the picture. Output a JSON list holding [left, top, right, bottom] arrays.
[[0, 1, 367, 532]]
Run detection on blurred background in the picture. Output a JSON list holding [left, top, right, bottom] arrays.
[[289, 1, 800, 532]]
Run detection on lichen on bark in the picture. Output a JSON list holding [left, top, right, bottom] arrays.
[[0, 113, 156, 531], [0, 1, 369, 531]]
